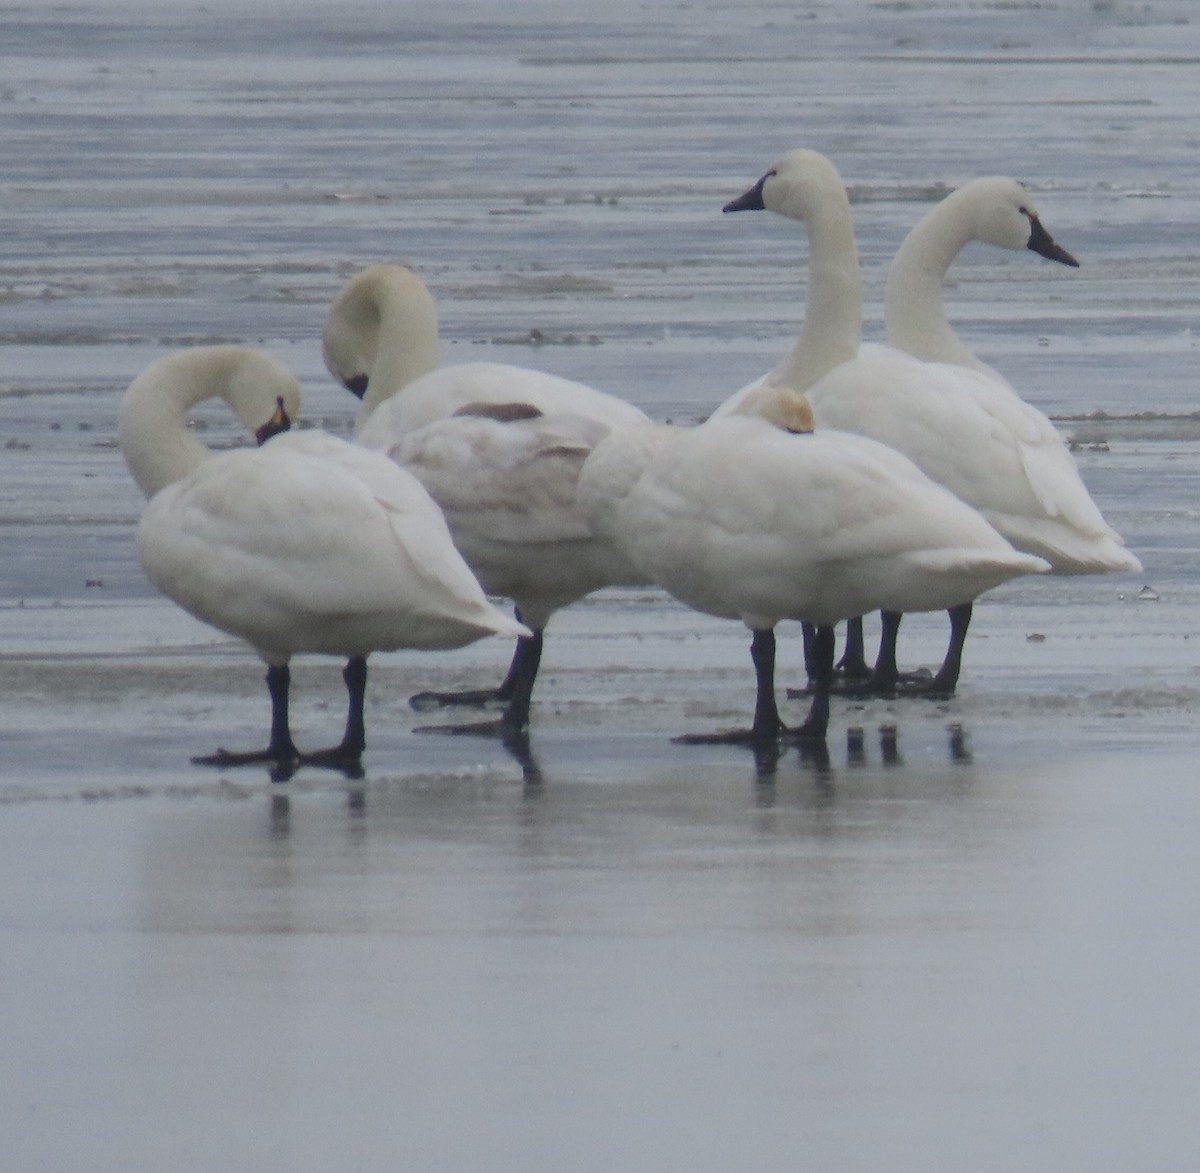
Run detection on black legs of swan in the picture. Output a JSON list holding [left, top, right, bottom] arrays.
[[674, 625, 834, 746], [411, 607, 544, 737], [798, 604, 974, 699], [861, 603, 973, 697], [192, 656, 369, 773], [414, 623, 544, 738]]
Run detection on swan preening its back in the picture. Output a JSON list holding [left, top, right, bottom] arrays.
[[119, 345, 528, 770], [717, 149, 1139, 695], [324, 263, 651, 735]]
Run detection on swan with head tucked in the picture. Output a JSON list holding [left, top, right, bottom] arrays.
[[119, 345, 529, 770], [715, 150, 1139, 696], [577, 382, 1049, 745], [323, 264, 652, 737]]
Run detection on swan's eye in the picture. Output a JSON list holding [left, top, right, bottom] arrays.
[[1018, 205, 1030, 217]]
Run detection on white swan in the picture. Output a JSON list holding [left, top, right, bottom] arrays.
[[716, 150, 1140, 695], [323, 264, 652, 736], [119, 345, 529, 770], [577, 383, 1049, 744]]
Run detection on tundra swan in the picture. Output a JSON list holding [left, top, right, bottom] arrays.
[[577, 383, 1049, 744], [717, 150, 1139, 695], [324, 264, 651, 735], [119, 345, 528, 770]]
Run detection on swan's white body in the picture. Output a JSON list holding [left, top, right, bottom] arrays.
[[580, 408, 1048, 632], [324, 265, 653, 730], [327, 267, 653, 629], [715, 154, 1140, 577], [137, 429, 527, 662], [384, 406, 645, 626], [119, 346, 527, 762], [578, 386, 1048, 738]]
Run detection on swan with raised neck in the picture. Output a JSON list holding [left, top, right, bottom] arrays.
[[885, 176, 1079, 378], [723, 148, 863, 394]]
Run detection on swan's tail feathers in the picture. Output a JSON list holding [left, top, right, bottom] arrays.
[[486, 610, 535, 641], [911, 547, 1051, 582], [987, 514, 1144, 576]]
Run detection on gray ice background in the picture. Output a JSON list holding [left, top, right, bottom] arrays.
[[3, 1, 1200, 1169]]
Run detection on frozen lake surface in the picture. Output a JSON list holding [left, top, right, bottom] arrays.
[[3, 0, 1200, 1169]]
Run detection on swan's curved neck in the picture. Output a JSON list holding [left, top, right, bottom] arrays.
[[356, 275, 441, 418], [119, 363, 227, 499], [769, 196, 863, 391], [885, 196, 986, 371], [119, 347, 284, 499]]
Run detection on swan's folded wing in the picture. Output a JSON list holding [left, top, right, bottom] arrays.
[[387, 411, 613, 546], [812, 348, 1123, 542], [141, 444, 508, 642]]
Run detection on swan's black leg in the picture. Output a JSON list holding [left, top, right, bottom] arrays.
[[498, 626, 543, 730], [836, 611, 903, 697], [790, 615, 872, 697], [415, 627, 545, 738], [674, 628, 786, 745], [409, 607, 534, 710], [787, 624, 834, 743], [303, 656, 369, 768], [899, 602, 972, 698], [192, 663, 300, 768], [835, 615, 871, 679], [749, 627, 783, 739]]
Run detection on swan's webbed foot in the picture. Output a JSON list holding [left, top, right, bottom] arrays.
[[298, 743, 366, 779], [780, 718, 828, 745], [892, 667, 958, 700], [672, 722, 786, 747], [409, 686, 507, 712], [834, 655, 873, 682], [192, 745, 299, 769], [414, 713, 529, 739]]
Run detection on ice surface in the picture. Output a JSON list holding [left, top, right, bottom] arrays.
[[3, 2, 1200, 1170]]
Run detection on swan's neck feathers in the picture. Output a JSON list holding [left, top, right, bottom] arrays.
[[119, 346, 299, 499], [352, 268, 441, 418], [885, 192, 993, 374], [770, 201, 863, 391]]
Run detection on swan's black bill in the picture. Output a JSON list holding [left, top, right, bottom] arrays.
[[344, 373, 369, 400], [255, 397, 292, 445], [723, 172, 769, 213], [1027, 215, 1080, 267]]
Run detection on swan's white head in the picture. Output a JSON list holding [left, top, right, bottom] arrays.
[[950, 177, 1079, 267], [723, 148, 849, 224], [219, 349, 303, 440], [323, 264, 440, 402]]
